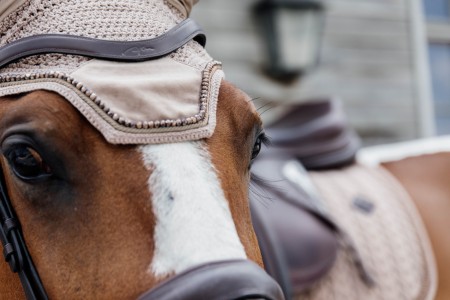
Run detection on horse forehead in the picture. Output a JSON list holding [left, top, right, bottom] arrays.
[[217, 81, 262, 131], [0, 91, 84, 134]]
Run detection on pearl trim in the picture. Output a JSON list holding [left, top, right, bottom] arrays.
[[0, 61, 221, 131]]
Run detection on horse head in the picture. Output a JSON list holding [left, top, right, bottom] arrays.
[[0, 1, 282, 299]]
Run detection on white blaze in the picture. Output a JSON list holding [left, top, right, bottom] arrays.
[[138, 141, 247, 276]]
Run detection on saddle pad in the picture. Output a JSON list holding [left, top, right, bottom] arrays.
[[298, 165, 437, 300]]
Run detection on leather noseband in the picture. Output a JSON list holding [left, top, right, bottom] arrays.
[[138, 260, 284, 300]]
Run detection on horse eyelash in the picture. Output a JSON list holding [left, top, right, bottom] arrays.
[[259, 132, 271, 147]]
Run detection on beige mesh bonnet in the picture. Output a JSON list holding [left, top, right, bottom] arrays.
[[0, 0, 223, 144]]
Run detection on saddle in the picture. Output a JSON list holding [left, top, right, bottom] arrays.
[[250, 99, 363, 298]]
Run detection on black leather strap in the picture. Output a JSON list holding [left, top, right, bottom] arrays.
[[0, 169, 48, 300], [0, 18, 206, 69]]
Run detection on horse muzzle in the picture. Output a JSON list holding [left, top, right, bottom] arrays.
[[137, 259, 284, 300]]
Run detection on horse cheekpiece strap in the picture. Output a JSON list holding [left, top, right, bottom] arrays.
[[0, 169, 48, 300]]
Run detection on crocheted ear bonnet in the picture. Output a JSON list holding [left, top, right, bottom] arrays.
[[0, 0, 222, 144]]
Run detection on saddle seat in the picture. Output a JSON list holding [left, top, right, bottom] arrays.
[[265, 98, 361, 170], [250, 99, 361, 298]]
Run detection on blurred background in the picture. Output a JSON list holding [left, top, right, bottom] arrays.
[[191, 0, 450, 146]]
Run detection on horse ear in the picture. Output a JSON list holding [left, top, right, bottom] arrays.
[[167, 0, 199, 18]]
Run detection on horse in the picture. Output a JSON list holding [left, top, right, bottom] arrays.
[[0, 0, 283, 299]]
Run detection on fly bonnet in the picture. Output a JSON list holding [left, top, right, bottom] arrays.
[[0, 0, 222, 144]]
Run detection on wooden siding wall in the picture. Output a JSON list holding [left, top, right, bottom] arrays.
[[191, 0, 425, 145]]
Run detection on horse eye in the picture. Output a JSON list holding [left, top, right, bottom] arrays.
[[252, 133, 268, 160], [5, 145, 52, 180], [252, 138, 262, 160]]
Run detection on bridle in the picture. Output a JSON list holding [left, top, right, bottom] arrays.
[[0, 19, 204, 300], [0, 18, 284, 300]]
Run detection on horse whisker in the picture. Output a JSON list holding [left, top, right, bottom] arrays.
[[247, 97, 262, 103], [258, 105, 276, 117]]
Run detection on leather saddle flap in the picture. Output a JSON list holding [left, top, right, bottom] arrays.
[[250, 156, 339, 297]]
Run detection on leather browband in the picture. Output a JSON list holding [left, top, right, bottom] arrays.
[[0, 18, 206, 69]]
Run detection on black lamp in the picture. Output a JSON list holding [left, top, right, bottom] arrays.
[[254, 0, 325, 81]]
